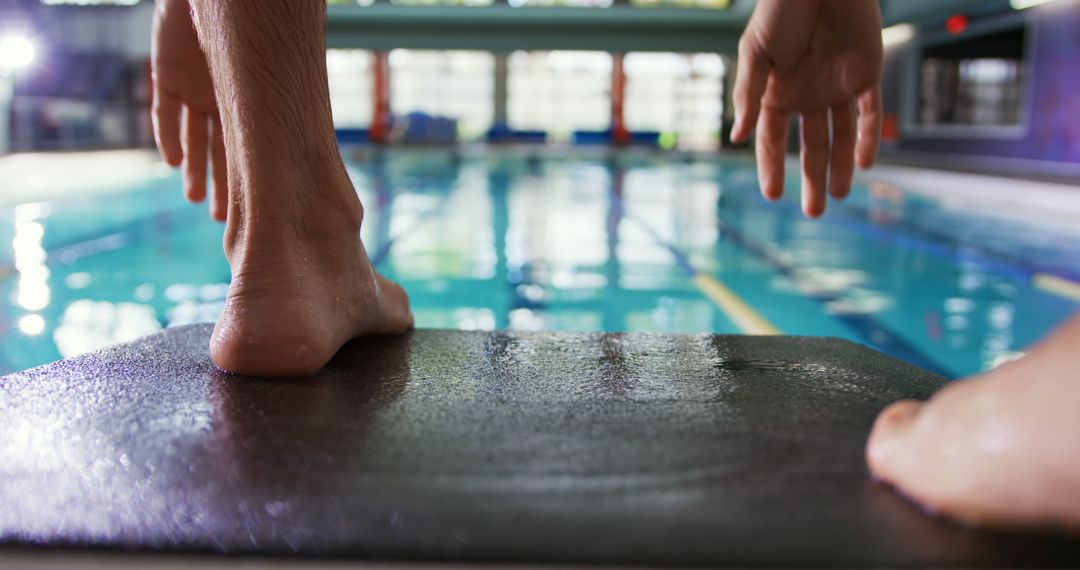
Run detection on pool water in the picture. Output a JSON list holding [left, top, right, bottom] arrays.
[[2, 149, 1078, 378]]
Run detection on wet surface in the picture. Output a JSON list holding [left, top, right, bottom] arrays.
[[1, 325, 1079, 566]]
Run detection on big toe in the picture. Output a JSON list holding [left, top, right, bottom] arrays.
[[375, 275, 414, 333], [866, 399, 923, 480]]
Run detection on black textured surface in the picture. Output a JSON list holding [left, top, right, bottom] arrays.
[[1, 325, 1079, 567]]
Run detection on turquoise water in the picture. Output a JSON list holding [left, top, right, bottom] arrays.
[[2, 149, 1078, 378]]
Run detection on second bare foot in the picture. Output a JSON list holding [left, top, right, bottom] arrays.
[[866, 315, 1080, 529]]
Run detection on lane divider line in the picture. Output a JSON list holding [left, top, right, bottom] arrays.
[[714, 214, 955, 378], [1033, 273, 1080, 303], [692, 273, 782, 335], [601, 181, 782, 336]]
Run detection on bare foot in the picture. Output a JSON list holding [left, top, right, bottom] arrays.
[[177, 1, 413, 377], [211, 169, 412, 377], [866, 314, 1080, 529]]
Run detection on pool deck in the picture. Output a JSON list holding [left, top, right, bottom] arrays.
[[3, 325, 1080, 567], [856, 162, 1080, 230]]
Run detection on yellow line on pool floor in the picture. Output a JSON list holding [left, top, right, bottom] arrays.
[[1033, 273, 1080, 303], [692, 273, 782, 335]]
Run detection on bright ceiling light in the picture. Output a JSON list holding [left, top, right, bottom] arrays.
[[0, 35, 36, 72], [1010, 0, 1059, 9], [881, 24, 915, 48]]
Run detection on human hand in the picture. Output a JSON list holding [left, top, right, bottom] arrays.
[[731, 0, 884, 218], [152, 0, 228, 221]]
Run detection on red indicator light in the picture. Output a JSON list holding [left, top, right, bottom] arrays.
[[946, 14, 968, 35]]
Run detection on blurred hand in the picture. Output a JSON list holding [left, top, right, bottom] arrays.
[[731, 0, 884, 218], [152, 0, 228, 221]]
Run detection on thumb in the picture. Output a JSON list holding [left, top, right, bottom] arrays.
[[866, 399, 923, 480]]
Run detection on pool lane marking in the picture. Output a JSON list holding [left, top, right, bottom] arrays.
[[714, 214, 956, 378], [604, 185, 782, 336], [1034, 273, 1080, 303], [767, 195, 1080, 305], [692, 273, 782, 335], [812, 196, 1080, 290]]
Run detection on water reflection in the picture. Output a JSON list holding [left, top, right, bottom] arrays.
[[4, 153, 1077, 379], [53, 300, 162, 358], [13, 203, 50, 314], [165, 282, 229, 327], [18, 314, 45, 336]]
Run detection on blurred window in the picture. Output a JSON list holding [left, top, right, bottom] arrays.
[[329, 0, 494, 5], [327, 49, 373, 129], [624, 52, 723, 150], [917, 25, 1026, 128], [390, 50, 495, 140], [506, 0, 612, 7], [508, 50, 611, 139], [628, 0, 730, 8], [327, 0, 731, 6], [38, 0, 139, 4]]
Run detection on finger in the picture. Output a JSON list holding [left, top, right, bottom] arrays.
[[210, 116, 229, 222], [800, 109, 829, 218], [730, 35, 772, 143], [152, 89, 183, 167], [856, 85, 883, 170], [755, 107, 789, 201], [181, 106, 209, 204], [829, 102, 857, 201], [865, 399, 923, 481]]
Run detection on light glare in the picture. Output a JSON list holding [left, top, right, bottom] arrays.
[[0, 35, 36, 72], [1010, 0, 1059, 9], [18, 314, 45, 336], [881, 24, 915, 48]]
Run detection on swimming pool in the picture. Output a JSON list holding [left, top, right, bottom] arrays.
[[2, 148, 1078, 378]]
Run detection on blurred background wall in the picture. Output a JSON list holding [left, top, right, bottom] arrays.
[[881, 1, 1080, 177], [0, 0, 154, 151]]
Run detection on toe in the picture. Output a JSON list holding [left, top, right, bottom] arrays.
[[866, 399, 923, 480], [375, 275, 414, 333]]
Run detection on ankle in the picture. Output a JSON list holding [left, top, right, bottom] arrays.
[[223, 162, 363, 259]]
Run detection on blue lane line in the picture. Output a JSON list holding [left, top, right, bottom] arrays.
[[713, 213, 957, 379], [813, 193, 1080, 286], [610, 195, 697, 278], [604, 178, 779, 317], [718, 165, 1080, 288], [611, 194, 783, 335], [603, 173, 955, 378]]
